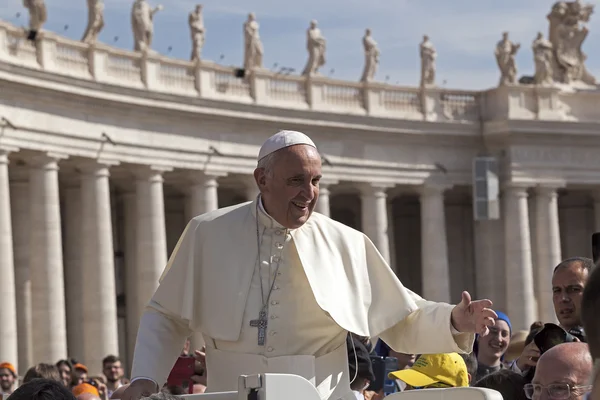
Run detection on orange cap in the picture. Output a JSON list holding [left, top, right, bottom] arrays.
[[73, 363, 88, 373], [0, 362, 16, 376], [72, 383, 99, 397]]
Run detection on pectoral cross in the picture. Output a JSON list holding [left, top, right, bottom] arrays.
[[249, 309, 268, 346]]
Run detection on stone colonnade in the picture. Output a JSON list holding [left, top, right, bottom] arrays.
[[0, 149, 596, 375]]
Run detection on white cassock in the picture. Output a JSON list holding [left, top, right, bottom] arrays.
[[131, 199, 474, 400]]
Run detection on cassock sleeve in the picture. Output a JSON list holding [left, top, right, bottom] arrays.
[[130, 219, 199, 385], [377, 291, 475, 355], [130, 301, 192, 385]]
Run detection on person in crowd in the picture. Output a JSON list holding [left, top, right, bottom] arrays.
[[72, 383, 101, 400], [527, 342, 592, 400], [389, 353, 469, 391], [72, 364, 89, 387], [552, 257, 591, 338], [459, 352, 478, 385], [122, 130, 497, 400], [102, 355, 125, 397], [24, 363, 62, 384], [347, 335, 376, 400], [581, 260, 600, 400], [474, 311, 511, 381], [9, 378, 76, 400], [0, 362, 17, 395], [374, 340, 416, 371], [56, 360, 74, 388], [473, 369, 527, 400], [513, 256, 592, 377]]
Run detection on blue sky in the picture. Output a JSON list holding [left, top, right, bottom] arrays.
[[2, 0, 600, 89]]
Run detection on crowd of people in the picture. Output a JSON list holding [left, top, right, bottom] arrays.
[[1, 255, 598, 400], [2, 132, 600, 400]]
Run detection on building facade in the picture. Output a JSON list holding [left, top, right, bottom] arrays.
[[1, 19, 600, 376]]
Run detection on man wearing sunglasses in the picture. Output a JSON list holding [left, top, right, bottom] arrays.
[[526, 342, 592, 400]]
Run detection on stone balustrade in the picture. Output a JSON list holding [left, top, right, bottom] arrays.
[[0, 20, 480, 123], [2, 19, 600, 125]]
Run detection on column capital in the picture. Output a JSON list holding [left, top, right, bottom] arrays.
[[359, 182, 394, 197], [0, 145, 19, 161], [502, 182, 531, 197], [28, 152, 69, 169], [77, 160, 120, 176], [188, 171, 227, 186], [534, 183, 564, 197], [131, 165, 173, 182], [419, 182, 452, 197]]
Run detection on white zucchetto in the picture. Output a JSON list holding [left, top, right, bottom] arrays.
[[258, 130, 317, 161]]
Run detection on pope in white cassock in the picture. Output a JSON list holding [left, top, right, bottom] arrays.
[[122, 130, 497, 400]]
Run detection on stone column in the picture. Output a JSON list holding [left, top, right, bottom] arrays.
[[186, 174, 221, 350], [361, 184, 391, 263], [503, 184, 536, 331], [29, 154, 68, 362], [135, 168, 169, 323], [10, 167, 32, 375], [189, 174, 220, 217], [316, 182, 332, 217], [123, 191, 139, 372], [534, 186, 562, 324], [0, 148, 19, 369], [80, 162, 119, 373], [62, 179, 84, 361], [419, 184, 451, 302]]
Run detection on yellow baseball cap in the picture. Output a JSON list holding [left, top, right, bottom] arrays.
[[388, 353, 469, 388]]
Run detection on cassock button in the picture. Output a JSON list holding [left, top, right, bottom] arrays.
[[273, 285, 279, 290], [271, 256, 281, 263], [271, 300, 278, 305], [275, 230, 283, 236], [275, 242, 284, 250]]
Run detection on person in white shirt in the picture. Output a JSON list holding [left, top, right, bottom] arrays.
[[121, 130, 498, 400]]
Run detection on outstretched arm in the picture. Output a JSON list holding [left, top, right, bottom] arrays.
[[377, 293, 474, 355], [378, 291, 495, 355]]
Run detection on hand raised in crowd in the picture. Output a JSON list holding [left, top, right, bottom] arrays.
[[515, 341, 540, 371], [451, 291, 497, 336], [191, 348, 207, 393]]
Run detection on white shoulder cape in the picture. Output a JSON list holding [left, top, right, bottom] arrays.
[[151, 199, 421, 340]]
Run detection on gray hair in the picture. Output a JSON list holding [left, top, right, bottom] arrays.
[[256, 151, 281, 178], [553, 257, 594, 274]]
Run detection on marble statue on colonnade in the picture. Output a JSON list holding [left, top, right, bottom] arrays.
[[420, 35, 436, 87], [189, 4, 205, 61], [82, 0, 105, 44], [302, 20, 326, 76], [495, 31, 520, 86], [131, 0, 163, 52], [547, 0, 596, 85], [22, 0, 47, 34], [360, 28, 379, 82], [243, 13, 264, 71], [532, 32, 554, 85]]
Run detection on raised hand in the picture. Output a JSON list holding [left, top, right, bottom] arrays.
[[451, 291, 497, 336]]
